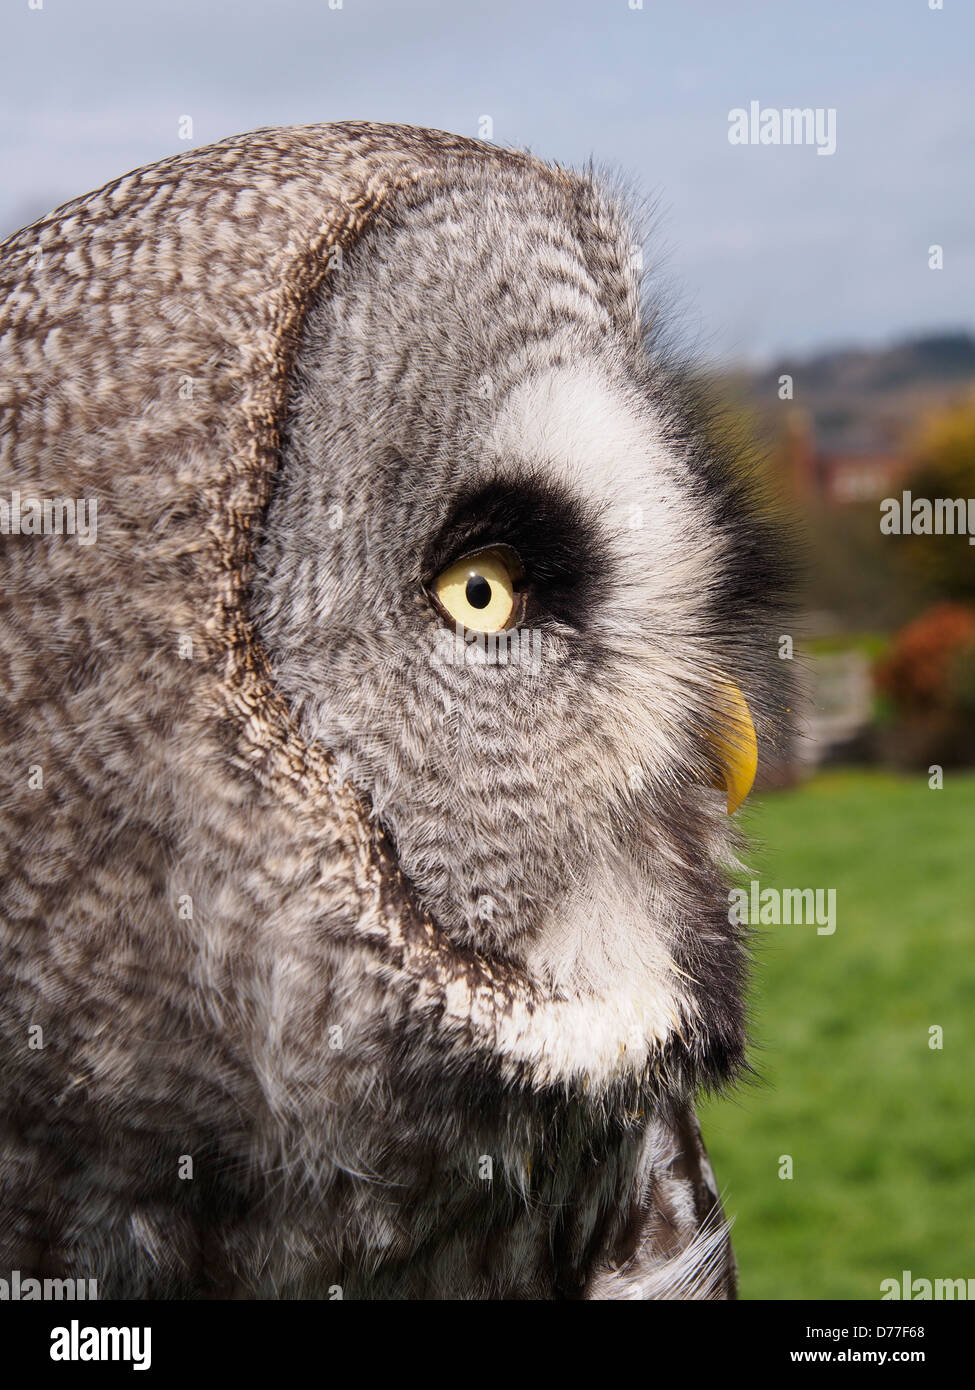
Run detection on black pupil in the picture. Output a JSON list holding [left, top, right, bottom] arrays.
[[465, 574, 492, 610]]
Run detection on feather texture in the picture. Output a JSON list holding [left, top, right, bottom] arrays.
[[0, 123, 791, 1298]]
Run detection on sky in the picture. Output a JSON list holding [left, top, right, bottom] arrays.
[[1, 0, 972, 363]]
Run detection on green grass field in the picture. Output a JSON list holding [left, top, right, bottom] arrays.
[[698, 769, 975, 1300]]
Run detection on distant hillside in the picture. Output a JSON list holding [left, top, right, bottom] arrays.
[[766, 332, 975, 393], [729, 332, 975, 453]]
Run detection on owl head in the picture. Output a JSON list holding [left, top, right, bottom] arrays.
[[0, 124, 794, 1300], [253, 152, 792, 1083]]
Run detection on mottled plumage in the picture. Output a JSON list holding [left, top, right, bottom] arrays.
[[0, 123, 791, 1298]]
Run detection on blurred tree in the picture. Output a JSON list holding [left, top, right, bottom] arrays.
[[803, 499, 917, 631], [875, 603, 975, 715], [874, 602, 975, 767], [708, 381, 921, 632], [898, 394, 975, 602]]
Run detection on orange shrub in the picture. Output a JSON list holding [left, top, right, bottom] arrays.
[[875, 603, 975, 716]]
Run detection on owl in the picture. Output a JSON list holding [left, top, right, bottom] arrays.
[[0, 122, 791, 1299]]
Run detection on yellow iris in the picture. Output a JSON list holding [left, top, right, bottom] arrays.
[[432, 547, 521, 633]]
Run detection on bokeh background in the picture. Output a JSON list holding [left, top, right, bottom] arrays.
[[4, 0, 973, 1299]]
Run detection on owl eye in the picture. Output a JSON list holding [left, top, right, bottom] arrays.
[[430, 546, 524, 633]]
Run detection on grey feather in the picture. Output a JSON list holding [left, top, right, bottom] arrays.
[[0, 122, 792, 1298]]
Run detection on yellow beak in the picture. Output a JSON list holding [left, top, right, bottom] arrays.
[[708, 681, 758, 814]]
